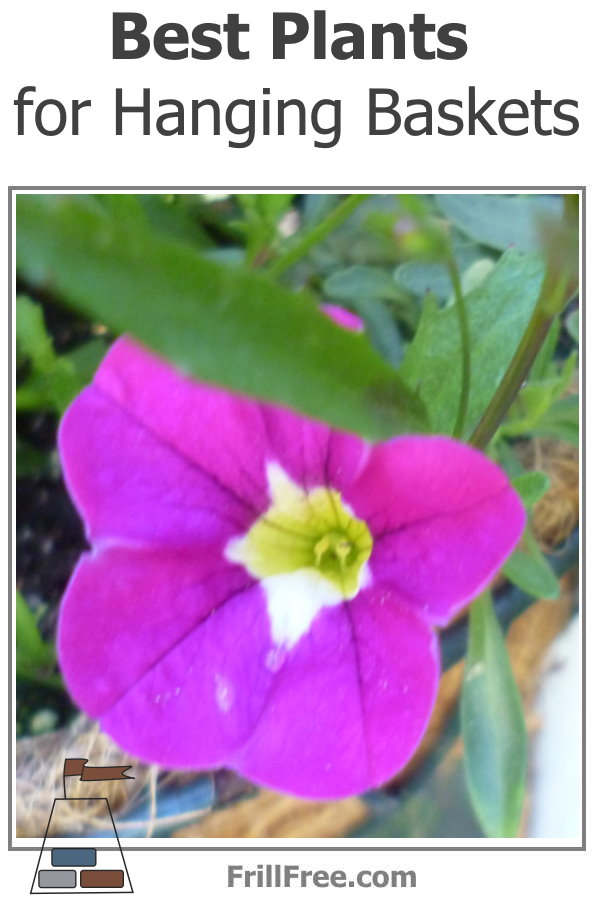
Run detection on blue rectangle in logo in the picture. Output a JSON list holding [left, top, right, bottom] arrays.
[[51, 848, 97, 867]]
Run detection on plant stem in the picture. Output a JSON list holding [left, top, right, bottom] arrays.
[[448, 258, 471, 439], [469, 269, 572, 450], [268, 194, 369, 277]]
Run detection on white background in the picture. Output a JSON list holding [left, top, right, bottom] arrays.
[[1, 1, 596, 897]]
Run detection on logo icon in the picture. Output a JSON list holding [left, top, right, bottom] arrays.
[[31, 758, 134, 893]]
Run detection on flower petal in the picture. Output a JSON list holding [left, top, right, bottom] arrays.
[[260, 404, 370, 493], [92, 337, 270, 512], [233, 585, 439, 799], [60, 549, 438, 797], [90, 569, 277, 769], [57, 547, 254, 723], [345, 436, 526, 625], [59, 386, 258, 548]]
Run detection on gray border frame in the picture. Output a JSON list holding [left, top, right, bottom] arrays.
[[8, 185, 586, 852]]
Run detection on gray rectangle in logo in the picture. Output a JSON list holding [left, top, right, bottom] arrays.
[[38, 869, 77, 888]]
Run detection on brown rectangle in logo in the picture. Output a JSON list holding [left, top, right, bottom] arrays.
[[80, 870, 124, 888]]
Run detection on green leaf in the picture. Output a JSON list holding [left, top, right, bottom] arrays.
[[502, 352, 577, 438], [460, 593, 528, 837], [502, 549, 561, 600], [237, 193, 294, 223], [16, 295, 57, 372], [66, 338, 108, 384], [17, 194, 428, 440], [349, 297, 405, 367], [400, 250, 545, 434], [255, 193, 295, 222], [16, 361, 80, 414], [138, 194, 213, 250], [459, 258, 495, 296], [435, 194, 563, 253], [16, 591, 56, 676], [16, 294, 98, 414], [324, 265, 406, 304], [394, 245, 485, 299], [236, 194, 295, 261], [511, 471, 550, 507], [529, 394, 579, 444]]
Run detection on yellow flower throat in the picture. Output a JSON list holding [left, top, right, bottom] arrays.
[[227, 464, 373, 599]]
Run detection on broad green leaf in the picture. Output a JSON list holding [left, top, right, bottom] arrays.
[[400, 250, 545, 435], [502, 549, 561, 600], [138, 194, 213, 249], [460, 593, 528, 837], [16, 591, 56, 676], [511, 471, 550, 507], [17, 194, 428, 440], [435, 194, 563, 253]]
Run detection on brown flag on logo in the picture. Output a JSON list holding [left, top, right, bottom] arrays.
[[62, 758, 134, 797]]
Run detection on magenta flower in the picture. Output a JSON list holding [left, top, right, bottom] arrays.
[[57, 337, 525, 799]]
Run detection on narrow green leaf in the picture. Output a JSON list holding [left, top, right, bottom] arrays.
[[502, 550, 561, 599], [400, 251, 545, 434], [435, 194, 563, 253], [511, 471, 550, 507], [17, 194, 428, 440], [460, 593, 528, 837]]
